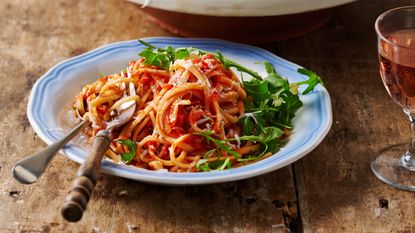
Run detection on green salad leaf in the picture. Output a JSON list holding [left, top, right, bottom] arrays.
[[243, 79, 270, 101], [294, 68, 324, 94], [115, 139, 137, 163], [138, 40, 193, 70], [196, 158, 232, 172], [237, 62, 322, 160], [238, 127, 284, 143], [195, 130, 240, 159], [215, 50, 262, 80]]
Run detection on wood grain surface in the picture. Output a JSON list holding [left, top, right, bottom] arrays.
[[1, 0, 414, 232], [268, 1, 415, 232]]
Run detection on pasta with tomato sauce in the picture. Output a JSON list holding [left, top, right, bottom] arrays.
[[73, 52, 273, 172]]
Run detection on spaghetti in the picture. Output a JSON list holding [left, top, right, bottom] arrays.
[[73, 53, 270, 172]]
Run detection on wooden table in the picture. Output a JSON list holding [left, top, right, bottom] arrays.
[[1, 0, 414, 232]]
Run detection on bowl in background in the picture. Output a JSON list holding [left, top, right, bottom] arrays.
[[128, 0, 355, 43]]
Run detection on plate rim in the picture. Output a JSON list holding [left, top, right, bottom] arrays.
[[27, 37, 332, 185]]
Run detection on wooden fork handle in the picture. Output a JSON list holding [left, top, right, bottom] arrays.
[[61, 130, 111, 222]]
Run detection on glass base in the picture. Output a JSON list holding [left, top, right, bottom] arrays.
[[371, 144, 415, 191]]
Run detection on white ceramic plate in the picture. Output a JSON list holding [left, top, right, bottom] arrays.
[[28, 37, 332, 185]]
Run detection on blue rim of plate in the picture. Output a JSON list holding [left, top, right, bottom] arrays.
[[27, 37, 332, 185]]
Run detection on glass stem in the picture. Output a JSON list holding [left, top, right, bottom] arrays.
[[404, 110, 415, 171]]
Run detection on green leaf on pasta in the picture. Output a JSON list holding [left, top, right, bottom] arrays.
[[116, 139, 137, 163]]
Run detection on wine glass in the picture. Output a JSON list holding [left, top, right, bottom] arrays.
[[371, 6, 415, 191]]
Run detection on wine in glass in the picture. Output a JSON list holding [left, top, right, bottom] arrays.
[[371, 6, 415, 191]]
